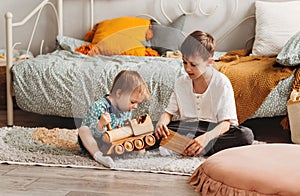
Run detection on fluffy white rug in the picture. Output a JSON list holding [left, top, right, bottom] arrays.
[[0, 126, 207, 176]]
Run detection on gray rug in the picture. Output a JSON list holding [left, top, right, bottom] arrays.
[[0, 126, 208, 176]]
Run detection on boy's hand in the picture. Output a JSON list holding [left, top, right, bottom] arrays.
[[154, 123, 170, 139], [183, 134, 209, 157], [98, 112, 111, 130]]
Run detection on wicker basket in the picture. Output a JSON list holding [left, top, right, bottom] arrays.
[[287, 101, 300, 144]]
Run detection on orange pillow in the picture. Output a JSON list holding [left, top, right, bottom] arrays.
[[75, 43, 159, 57], [91, 30, 147, 56], [92, 16, 150, 44], [84, 16, 153, 56], [78, 16, 158, 56]]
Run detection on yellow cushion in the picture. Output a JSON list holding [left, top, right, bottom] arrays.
[[92, 30, 146, 56], [92, 16, 150, 44], [89, 16, 151, 55]]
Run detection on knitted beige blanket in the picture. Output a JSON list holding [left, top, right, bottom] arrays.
[[216, 52, 295, 124]]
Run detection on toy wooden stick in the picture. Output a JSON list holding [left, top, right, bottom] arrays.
[[160, 129, 191, 154], [107, 123, 112, 131], [103, 108, 112, 131]]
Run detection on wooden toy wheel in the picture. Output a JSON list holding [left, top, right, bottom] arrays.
[[124, 140, 134, 152], [133, 139, 144, 150], [144, 135, 155, 146], [114, 144, 125, 155]]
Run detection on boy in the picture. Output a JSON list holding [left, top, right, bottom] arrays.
[[154, 31, 254, 156]]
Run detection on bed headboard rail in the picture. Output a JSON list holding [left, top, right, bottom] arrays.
[[57, 0, 63, 36], [6, 0, 60, 57], [5, 12, 13, 126], [57, 0, 95, 35]]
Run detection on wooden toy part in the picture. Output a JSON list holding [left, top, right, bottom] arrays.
[[102, 126, 133, 143], [100, 132, 156, 155], [124, 140, 134, 152], [144, 135, 155, 146], [160, 129, 191, 155], [100, 114, 156, 155], [134, 138, 144, 150], [114, 144, 125, 155], [102, 114, 154, 143], [130, 114, 154, 135]]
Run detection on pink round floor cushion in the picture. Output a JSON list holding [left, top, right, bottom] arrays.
[[189, 144, 300, 196]]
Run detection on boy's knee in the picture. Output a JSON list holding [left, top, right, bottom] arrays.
[[240, 126, 254, 145]]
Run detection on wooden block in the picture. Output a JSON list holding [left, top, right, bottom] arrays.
[[160, 129, 191, 154]]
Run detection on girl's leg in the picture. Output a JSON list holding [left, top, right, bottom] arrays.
[[78, 126, 114, 168], [78, 126, 101, 155]]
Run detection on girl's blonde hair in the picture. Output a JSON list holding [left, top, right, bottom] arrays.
[[110, 70, 150, 100]]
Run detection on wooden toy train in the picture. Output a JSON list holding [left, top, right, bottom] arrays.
[[100, 114, 156, 155]]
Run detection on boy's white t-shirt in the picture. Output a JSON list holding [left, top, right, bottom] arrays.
[[166, 68, 239, 125]]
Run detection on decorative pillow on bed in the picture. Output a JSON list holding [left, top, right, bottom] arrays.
[[91, 16, 150, 44], [57, 35, 90, 52], [77, 16, 158, 56], [150, 14, 186, 56], [276, 31, 300, 67], [252, 1, 300, 57]]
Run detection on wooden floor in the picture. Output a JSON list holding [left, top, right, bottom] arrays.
[[0, 109, 292, 195], [0, 164, 197, 196]]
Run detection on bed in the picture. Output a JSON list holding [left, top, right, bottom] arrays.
[[4, 0, 300, 128]]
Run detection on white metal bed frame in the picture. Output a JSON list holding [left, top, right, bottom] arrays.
[[5, 0, 250, 126], [5, 0, 96, 126]]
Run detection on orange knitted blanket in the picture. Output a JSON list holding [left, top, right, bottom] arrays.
[[215, 51, 295, 124]]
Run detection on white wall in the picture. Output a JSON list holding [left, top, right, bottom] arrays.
[[0, 0, 260, 56], [0, 0, 59, 55]]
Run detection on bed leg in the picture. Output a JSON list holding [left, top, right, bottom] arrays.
[[6, 12, 14, 127], [6, 65, 13, 127]]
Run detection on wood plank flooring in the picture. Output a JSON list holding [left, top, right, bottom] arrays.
[[0, 109, 292, 195], [0, 164, 197, 196]]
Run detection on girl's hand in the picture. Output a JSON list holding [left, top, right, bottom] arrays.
[[183, 134, 209, 157], [154, 122, 170, 139], [97, 112, 111, 130]]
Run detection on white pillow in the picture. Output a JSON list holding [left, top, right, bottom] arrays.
[[56, 35, 90, 52], [252, 1, 300, 57]]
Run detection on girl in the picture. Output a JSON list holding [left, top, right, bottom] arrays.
[[78, 70, 150, 168]]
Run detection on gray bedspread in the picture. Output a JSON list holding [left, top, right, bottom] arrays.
[[12, 49, 293, 122], [12, 50, 185, 121]]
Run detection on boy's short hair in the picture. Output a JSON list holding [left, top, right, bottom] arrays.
[[110, 70, 150, 100], [181, 30, 215, 61]]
